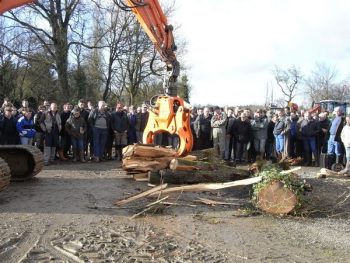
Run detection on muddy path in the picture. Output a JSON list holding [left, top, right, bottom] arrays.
[[0, 161, 349, 262]]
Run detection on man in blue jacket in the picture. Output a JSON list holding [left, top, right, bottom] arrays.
[[16, 108, 36, 145]]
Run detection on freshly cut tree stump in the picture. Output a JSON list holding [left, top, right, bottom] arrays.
[[148, 168, 250, 185], [257, 180, 297, 215]]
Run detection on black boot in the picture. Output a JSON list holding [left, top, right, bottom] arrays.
[[336, 154, 344, 165]]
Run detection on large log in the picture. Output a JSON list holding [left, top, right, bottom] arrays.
[[170, 158, 219, 171], [122, 144, 176, 158], [257, 180, 298, 215], [122, 157, 174, 172], [148, 167, 250, 185]]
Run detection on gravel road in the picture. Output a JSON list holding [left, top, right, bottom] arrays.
[[0, 161, 349, 263]]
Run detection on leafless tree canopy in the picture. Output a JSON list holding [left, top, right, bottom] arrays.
[[273, 65, 302, 104], [304, 63, 350, 102], [0, 0, 188, 106]]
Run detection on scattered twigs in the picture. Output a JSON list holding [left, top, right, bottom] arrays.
[[115, 184, 167, 206], [130, 196, 169, 219]]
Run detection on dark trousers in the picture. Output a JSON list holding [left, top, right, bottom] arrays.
[[303, 136, 317, 165], [93, 127, 108, 158]]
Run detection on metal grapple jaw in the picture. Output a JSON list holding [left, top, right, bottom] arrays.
[[143, 96, 193, 157]]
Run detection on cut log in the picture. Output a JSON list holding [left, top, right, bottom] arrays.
[[171, 158, 219, 170], [149, 176, 262, 196], [179, 155, 198, 161], [148, 168, 250, 185], [122, 144, 176, 158], [257, 180, 297, 215], [115, 184, 168, 206], [122, 157, 173, 172], [169, 159, 199, 171]]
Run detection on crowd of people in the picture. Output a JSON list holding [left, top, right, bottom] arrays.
[[191, 105, 350, 174], [0, 98, 149, 165], [0, 97, 349, 174]]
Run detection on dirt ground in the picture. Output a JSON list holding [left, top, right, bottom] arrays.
[[0, 160, 349, 263]]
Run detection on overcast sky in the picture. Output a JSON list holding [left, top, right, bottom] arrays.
[[166, 0, 350, 106]]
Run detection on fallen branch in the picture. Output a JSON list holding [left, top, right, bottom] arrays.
[[130, 196, 169, 219], [115, 184, 167, 206], [280, 166, 301, 175], [194, 197, 240, 206], [149, 176, 262, 196]]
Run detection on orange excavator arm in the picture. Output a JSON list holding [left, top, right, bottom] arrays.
[[123, 0, 180, 97], [122, 0, 192, 156], [0, 0, 34, 14], [1, 0, 193, 156]]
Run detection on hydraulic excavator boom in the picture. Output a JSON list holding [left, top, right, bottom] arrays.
[[123, 0, 193, 156], [0, 0, 193, 156]]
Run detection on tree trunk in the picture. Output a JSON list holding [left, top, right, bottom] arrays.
[[122, 156, 174, 172], [257, 180, 297, 215], [148, 168, 250, 185], [122, 144, 176, 158]]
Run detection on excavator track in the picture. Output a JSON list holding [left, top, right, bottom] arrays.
[[0, 157, 11, 191], [0, 145, 44, 181]]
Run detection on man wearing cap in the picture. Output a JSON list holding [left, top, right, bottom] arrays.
[[211, 106, 227, 158], [327, 106, 345, 163], [111, 103, 129, 161]]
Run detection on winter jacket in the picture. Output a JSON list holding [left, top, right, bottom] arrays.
[[341, 125, 350, 147], [211, 112, 227, 129], [135, 112, 149, 132], [88, 109, 111, 129], [111, 111, 129, 132], [34, 111, 45, 132], [16, 116, 36, 138], [65, 116, 87, 139], [193, 114, 212, 138], [273, 116, 288, 135], [60, 111, 71, 136], [250, 117, 268, 140], [39, 111, 62, 133], [231, 119, 251, 143], [329, 116, 345, 142], [300, 118, 319, 138]]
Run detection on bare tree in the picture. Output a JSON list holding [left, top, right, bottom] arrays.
[[304, 63, 339, 102], [273, 65, 302, 104], [1, 0, 91, 99]]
